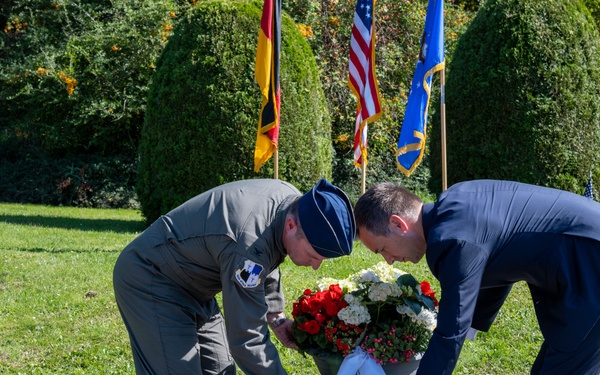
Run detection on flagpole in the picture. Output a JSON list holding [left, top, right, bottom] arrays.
[[361, 161, 366, 194], [440, 68, 447, 191], [274, 149, 279, 179]]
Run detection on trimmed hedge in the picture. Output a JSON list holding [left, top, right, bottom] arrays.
[[0, 148, 138, 208], [1, 0, 474, 208], [429, 0, 600, 196], [137, 0, 332, 223]]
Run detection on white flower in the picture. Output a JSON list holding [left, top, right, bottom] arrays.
[[338, 303, 371, 325], [415, 309, 437, 331], [341, 279, 360, 292], [371, 261, 406, 283], [396, 305, 437, 331], [315, 277, 339, 291], [396, 304, 417, 319], [358, 269, 380, 283], [368, 282, 402, 302], [344, 293, 360, 304]]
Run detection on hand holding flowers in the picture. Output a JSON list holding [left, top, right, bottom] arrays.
[[291, 262, 438, 367]]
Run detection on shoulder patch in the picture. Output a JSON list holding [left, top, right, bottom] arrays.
[[235, 259, 264, 288]]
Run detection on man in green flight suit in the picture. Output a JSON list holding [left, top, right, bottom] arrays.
[[113, 178, 356, 374]]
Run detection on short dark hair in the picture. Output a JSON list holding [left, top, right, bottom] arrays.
[[354, 182, 422, 237]]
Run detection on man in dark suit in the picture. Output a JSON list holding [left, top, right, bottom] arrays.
[[354, 180, 600, 375]]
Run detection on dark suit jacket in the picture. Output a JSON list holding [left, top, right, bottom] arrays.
[[416, 180, 600, 374]]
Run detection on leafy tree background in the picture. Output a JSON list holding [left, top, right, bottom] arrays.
[[283, 0, 472, 201], [2, 0, 599, 207], [0, 0, 197, 207]]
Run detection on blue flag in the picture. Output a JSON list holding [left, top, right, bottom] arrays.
[[396, 0, 444, 176]]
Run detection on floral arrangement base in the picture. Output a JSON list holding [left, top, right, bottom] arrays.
[[311, 353, 421, 375], [311, 353, 344, 375]]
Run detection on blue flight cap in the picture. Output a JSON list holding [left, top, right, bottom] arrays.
[[298, 178, 356, 258]]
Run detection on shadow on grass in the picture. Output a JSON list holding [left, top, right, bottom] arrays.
[[13, 246, 123, 253], [0, 215, 145, 234]]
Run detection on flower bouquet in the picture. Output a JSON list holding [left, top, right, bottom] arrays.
[[291, 262, 438, 375]]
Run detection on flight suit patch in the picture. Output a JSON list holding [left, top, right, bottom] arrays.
[[235, 259, 264, 288]]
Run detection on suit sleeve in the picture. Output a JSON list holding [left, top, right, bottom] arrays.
[[417, 240, 488, 375]]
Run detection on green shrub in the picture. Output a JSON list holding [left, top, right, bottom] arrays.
[[0, 0, 197, 207], [450, 0, 482, 11], [583, 0, 600, 30], [429, 0, 600, 194], [137, 0, 332, 223], [0, 0, 194, 157], [0, 147, 138, 208]]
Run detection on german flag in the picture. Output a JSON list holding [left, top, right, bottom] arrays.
[[254, 0, 281, 172]]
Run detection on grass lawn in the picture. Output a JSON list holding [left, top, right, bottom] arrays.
[[0, 202, 542, 374]]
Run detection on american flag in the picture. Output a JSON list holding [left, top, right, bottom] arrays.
[[584, 175, 594, 200], [349, 0, 381, 167]]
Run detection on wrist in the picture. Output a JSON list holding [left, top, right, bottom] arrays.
[[267, 312, 285, 323], [268, 316, 287, 329]]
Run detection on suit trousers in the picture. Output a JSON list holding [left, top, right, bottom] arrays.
[[531, 317, 600, 375]]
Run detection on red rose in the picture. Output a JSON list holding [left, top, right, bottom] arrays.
[[307, 296, 323, 315], [292, 302, 302, 318], [328, 284, 343, 300], [300, 296, 313, 313], [315, 313, 327, 323], [335, 338, 351, 353], [321, 300, 335, 317], [301, 320, 321, 335]]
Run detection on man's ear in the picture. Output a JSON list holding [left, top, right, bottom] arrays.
[[284, 216, 298, 234], [389, 214, 409, 233]]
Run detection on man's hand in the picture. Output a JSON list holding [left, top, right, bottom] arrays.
[[272, 319, 299, 350], [267, 313, 299, 350]]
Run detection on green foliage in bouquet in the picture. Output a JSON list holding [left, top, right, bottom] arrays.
[[292, 262, 438, 365], [137, 0, 332, 223]]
